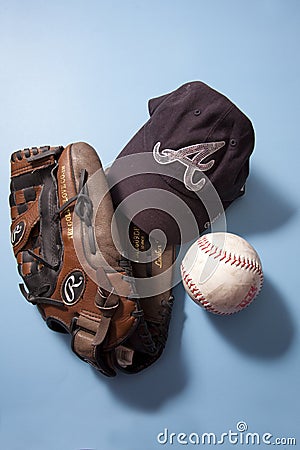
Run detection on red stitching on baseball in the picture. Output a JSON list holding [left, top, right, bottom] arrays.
[[196, 236, 263, 282], [182, 236, 264, 315], [181, 265, 229, 315], [214, 249, 222, 259], [209, 247, 218, 257], [219, 251, 227, 261]]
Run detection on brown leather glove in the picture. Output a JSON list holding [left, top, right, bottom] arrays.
[[9, 142, 175, 376]]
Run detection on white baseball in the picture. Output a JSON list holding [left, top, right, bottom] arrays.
[[181, 232, 263, 315]]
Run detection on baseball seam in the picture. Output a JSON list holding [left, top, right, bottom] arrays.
[[181, 265, 229, 315], [197, 235, 264, 283], [181, 235, 264, 315]]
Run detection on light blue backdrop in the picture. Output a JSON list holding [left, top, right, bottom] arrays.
[[1, 1, 299, 449]]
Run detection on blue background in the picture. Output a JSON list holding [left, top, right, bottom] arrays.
[[1, 1, 299, 449]]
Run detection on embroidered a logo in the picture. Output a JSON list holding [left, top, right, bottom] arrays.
[[153, 141, 225, 191], [61, 270, 85, 305], [11, 221, 25, 246]]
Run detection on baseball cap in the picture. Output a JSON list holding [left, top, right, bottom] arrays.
[[108, 81, 255, 244]]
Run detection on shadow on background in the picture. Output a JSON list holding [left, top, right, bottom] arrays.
[[52, 170, 296, 407], [100, 282, 188, 411], [225, 171, 295, 235], [207, 276, 295, 358]]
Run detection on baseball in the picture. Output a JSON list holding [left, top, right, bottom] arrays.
[[181, 232, 263, 315]]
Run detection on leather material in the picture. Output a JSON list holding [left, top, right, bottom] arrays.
[[11, 191, 40, 256], [115, 223, 175, 373], [10, 143, 140, 376], [10, 142, 175, 376]]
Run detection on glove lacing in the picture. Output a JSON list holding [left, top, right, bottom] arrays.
[[19, 169, 95, 307]]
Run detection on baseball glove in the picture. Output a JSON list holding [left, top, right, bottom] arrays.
[[9, 142, 175, 376]]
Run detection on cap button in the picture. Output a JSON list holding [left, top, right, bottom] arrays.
[[194, 109, 201, 116]]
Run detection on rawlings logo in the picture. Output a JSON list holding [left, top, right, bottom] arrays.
[[62, 270, 85, 305], [11, 221, 25, 246], [153, 141, 225, 191]]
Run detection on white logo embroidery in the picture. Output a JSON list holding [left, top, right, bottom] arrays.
[[63, 274, 84, 304], [11, 221, 25, 246], [153, 141, 225, 191]]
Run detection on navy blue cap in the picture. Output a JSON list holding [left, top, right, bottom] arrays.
[[108, 81, 255, 244]]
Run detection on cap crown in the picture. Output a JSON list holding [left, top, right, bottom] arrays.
[[146, 81, 254, 201]]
